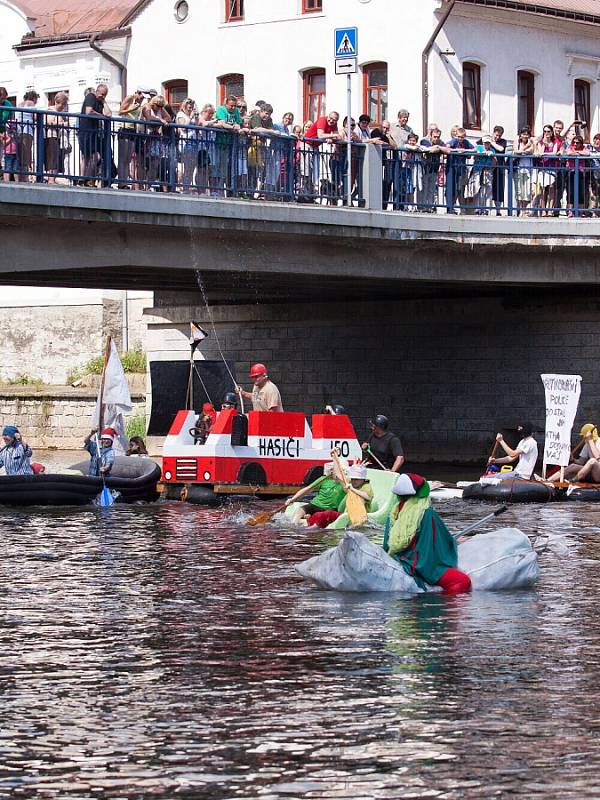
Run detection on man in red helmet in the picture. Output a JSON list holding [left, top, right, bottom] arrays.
[[237, 363, 283, 412]]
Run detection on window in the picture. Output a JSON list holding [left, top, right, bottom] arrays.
[[363, 62, 387, 126], [462, 62, 481, 129], [163, 80, 188, 112], [219, 74, 245, 105], [302, 0, 322, 11], [303, 69, 326, 122], [574, 79, 591, 140], [225, 0, 243, 21], [517, 70, 535, 132]]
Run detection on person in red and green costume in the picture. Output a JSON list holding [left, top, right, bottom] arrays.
[[383, 473, 471, 594]]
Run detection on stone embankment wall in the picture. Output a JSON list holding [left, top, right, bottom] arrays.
[[147, 292, 600, 463], [0, 296, 149, 385], [0, 383, 146, 449]]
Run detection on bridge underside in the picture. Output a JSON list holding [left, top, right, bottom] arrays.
[[2, 184, 600, 302]]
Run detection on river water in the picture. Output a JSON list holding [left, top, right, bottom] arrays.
[[1, 484, 600, 798]]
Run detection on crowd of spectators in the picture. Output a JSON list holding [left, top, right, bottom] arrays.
[[1, 83, 600, 215]]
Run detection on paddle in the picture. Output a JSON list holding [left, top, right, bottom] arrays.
[[246, 474, 326, 527], [331, 449, 368, 527], [453, 505, 508, 538], [364, 447, 390, 472], [486, 439, 500, 471]]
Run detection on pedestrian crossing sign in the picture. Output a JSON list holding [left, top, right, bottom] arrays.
[[335, 27, 358, 59]]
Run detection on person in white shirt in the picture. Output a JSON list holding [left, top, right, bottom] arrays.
[[488, 423, 538, 480]]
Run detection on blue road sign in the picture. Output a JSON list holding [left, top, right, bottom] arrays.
[[335, 27, 358, 59]]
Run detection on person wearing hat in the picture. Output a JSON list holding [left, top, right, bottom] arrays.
[[84, 427, 116, 477], [384, 473, 471, 594], [191, 403, 217, 445], [237, 363, 283, 412], [543, 423, 600, 483], [337, 462, 374, 511], [362, 415, 404, 472], [488, 423, 538, 480], [0, 425, 33, 475], [221, 392, 238, 411]]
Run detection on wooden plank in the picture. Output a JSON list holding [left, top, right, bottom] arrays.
[[212, 483, 302, 495]]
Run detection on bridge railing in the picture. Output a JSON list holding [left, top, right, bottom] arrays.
[[2, 107, 599, 216], [0, 107, 366, 205], [381, 146, 600, 217]]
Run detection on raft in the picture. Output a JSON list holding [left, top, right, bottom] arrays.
[[462, 478, 556, 503], [284, 468, 397, 529], [561, 484, 600, 502], [0, 456, 161, 507], [296, 528, 539, 592]]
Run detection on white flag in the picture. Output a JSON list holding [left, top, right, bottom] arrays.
[[93, 340, 134, 453]]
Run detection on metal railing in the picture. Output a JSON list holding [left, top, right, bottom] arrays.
[[2, 107, 599, 216], [0, 107, 365, 206], [381, 147, 600, 217]]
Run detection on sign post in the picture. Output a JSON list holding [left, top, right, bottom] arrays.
[[335, 27, 358, 207], [540, 373, 582, 480]]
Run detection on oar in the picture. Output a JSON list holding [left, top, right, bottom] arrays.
[[486, 439, 500, 470], [246, 474, 326, 527], [364, 447, 390, 472], [331, 449, 368, 527], [453, 505, 508, 538]]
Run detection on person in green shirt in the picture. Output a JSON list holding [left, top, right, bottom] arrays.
[[286, 462, 346, 524], [214, 94, 242, 195], [0, 87, 13, 134]]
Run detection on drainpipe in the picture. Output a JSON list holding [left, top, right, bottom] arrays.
[[90, 31, 129, 100], [422, 0, 456, 135]]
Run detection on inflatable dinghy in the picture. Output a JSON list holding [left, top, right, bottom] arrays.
[[463, 479, 556, 503], [0, 456, 161, 507], [296, 528, 539, 592]]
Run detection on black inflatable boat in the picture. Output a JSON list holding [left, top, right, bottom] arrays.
[[463, 479, 556, 503], [0, 456, 161, 507], [560, 485, 600, 502]]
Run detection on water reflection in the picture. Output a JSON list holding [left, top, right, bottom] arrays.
[[0, 496, 599, 798]]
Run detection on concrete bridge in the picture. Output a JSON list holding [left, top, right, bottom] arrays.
[[3, 182, 600, 462], [2, 183, 600, 301]]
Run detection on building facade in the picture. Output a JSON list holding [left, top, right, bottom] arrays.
[[1, 0, 600, 139]]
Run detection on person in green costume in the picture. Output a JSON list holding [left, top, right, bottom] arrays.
[[383, 473, 472, 594], [286, 462, 347, 524]]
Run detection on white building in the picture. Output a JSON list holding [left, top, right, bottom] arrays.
[[2, 0, 600, 139]]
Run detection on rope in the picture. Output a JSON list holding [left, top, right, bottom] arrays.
[[194, 268, 244, 414]]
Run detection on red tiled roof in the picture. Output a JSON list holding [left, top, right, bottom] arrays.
[[452, 0, 600, 22], [14, 0, 141, 38]]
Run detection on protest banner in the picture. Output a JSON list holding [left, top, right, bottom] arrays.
[[540, 373, 582, 478]]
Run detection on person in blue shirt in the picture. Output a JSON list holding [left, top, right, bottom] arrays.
[[0, 425, 33, 475], [84, 427, 116, 477]]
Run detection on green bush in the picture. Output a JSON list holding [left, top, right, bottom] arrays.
[[126, 414, 147, 440], [67, 348, 146, 384], [7, 375, 44, 387]]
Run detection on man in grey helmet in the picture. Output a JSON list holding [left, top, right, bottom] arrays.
[[362, 414, 405, 472]]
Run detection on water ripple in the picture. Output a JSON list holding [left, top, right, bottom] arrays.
[[0, 497, 599, 798]]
